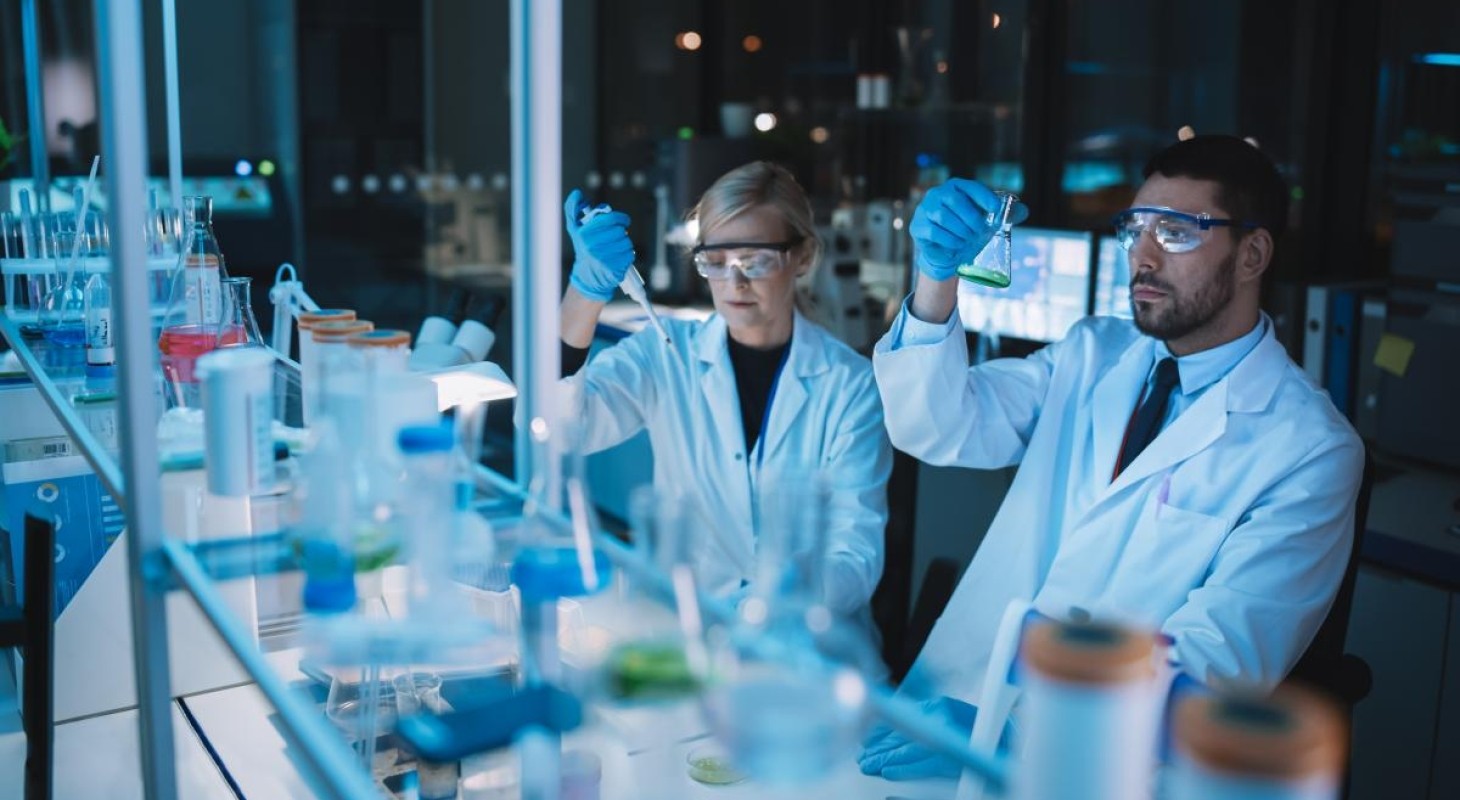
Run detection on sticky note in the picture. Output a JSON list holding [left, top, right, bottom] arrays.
[[1374, 333, 1416, 377]]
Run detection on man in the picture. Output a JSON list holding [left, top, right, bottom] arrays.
[[860, 135, 1363, 779]]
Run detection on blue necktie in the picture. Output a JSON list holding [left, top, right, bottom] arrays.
[[1116, 358, 1180, 477]]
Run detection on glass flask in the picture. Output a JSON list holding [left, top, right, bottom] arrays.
[[700, 476, 879, 787], [216, 276, 265, 348], [41, 229, 94, 347], [158, 196, 230, 407], [598, 486, 706, 705], [956, 190, 1019, 288]]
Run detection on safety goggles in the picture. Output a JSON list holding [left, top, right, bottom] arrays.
[[691, 237, 802, 281], [1112, 206, 1258, 254]]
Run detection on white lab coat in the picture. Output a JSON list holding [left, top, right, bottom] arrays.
[[572, 310, 892, 614], [873, 312, 1363, 702]]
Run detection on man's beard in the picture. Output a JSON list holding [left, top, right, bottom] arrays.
[[1131, 251, 1236, 342]]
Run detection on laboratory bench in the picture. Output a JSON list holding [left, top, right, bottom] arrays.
[[0, 313, 981, 799]]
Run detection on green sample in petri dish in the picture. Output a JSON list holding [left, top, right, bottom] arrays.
[[687, 745, 746, 785], [607, 640, 699, 701]]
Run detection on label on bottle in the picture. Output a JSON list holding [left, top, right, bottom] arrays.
[[86, 305, 115, 365], [185, 254, 222, 324], [247, 379, 273, 491]]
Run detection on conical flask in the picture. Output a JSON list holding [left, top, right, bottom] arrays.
[[158, 196, 231, 407], [216, 276, 265, 348]]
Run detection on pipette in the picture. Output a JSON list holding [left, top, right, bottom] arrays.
[[580, 204, 672, 343]]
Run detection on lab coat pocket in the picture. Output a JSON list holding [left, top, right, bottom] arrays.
[[1111, 501, 1230, 621]]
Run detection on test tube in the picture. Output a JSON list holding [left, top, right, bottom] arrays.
[[18, 190, 35, 258], [956, 190, 1018, 289], [2, 212, 14, 258]]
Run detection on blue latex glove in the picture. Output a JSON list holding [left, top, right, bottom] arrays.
[[858, 696, 978, 781], [909, 179, 1030, 281], [564, 189, 636, 302]]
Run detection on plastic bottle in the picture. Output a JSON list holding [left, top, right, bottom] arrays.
[[1168, 685, 1345, 800], [84, 268, 115, 375], [398, 424, 462, 621], [1013, 620, 1162, 800]]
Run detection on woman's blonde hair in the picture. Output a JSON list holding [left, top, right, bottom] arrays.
[[688, 161, 825, 319]]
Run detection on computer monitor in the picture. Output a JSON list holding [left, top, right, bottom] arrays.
[[1093, 235, 1133, 319], [956, 227, 1093, 343]]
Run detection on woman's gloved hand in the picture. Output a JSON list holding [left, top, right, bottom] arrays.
[[564, 189, 636, 302], [908, 179, 1029, 281], [857, 695, 978, 781]]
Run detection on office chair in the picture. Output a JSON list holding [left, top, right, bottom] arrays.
[[0, 513, 56, 800], [871, 451, 918, 680]]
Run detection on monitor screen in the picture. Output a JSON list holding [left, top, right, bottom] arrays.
[[1093, 236, 1133, 319], [956, 227, 1093, 343]]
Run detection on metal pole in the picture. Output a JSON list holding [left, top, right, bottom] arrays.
[[93, 0, 177, 797], [162, 0, 183, 206], [510, 0, 564, 486], [20, 0, 50, 211], [164, 541, 378, 799]]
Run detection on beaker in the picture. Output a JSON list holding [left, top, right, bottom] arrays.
[[41, 230, 93, 347], [956, 190, 1019, 288], [216, 276, 265, 348], [598, 486, 705, 705]]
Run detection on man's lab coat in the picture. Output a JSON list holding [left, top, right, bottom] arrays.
[[873, 312, 1363, 701]]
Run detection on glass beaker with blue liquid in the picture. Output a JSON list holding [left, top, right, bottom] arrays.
[[41, 229, 100, 347], [956, 190, 1019, 288]]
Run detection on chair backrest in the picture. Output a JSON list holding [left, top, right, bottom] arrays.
[[872, 451, 918, 676], [1288, 451, 1374, 702]]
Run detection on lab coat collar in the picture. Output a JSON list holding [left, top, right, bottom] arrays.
[[694, 311, 828, 462], [693, 310, 831, 378], [1091, 315, 1287, 497]]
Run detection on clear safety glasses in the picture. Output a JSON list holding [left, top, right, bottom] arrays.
[[691, 238, 802, 281], [1112, 206, 1258, 254]]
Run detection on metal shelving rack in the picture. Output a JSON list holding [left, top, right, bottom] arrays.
[[2, 1, 1005, 798]]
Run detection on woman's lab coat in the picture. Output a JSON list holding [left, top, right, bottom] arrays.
[[872, 313, 1363, 701], [573, 310, 892, 614]]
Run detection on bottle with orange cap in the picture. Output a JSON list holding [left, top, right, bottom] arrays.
[[295, 308, 356, 424], [1012, 619, 1166, 800], [305, 317, 372, 424], [1166, 685, 1345, 800]]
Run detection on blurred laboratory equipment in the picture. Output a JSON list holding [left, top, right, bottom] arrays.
[[409, 293, 506, 370], [700, 477, 878, 786], [958, 190, 1019, 288], [1168, 685, 1345, 800], [83, 260, 115, 386], [307, 317, 374, 424], [197, 347, 276, 497], [216, 276, 266, 349], [41, 229, 91, 347], [413, 289, 470, 358], [266, 263, 320, 357], [158, 196, 232, 407], [295, 308, 357, 423], [598, 486, 706, 705], [1013, 620, 1164, 800]]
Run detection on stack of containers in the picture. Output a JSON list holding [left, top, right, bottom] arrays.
[[296, 309, 357, 424]]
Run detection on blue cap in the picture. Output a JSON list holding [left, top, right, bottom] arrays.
[[511, 546, 613, 601], [398, 423, 454, 454]]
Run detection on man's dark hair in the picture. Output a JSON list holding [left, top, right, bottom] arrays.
[[1142, 135, 1289, 239]]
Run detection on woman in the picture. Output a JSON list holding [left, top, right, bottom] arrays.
[[558, 161, 891, 615]]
